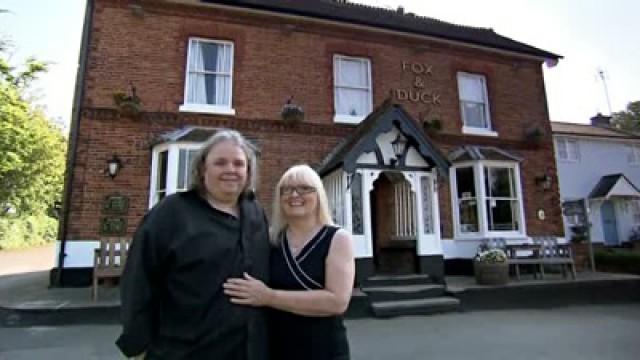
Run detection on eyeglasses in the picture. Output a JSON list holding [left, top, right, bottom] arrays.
[[280, 185, 317, 196]]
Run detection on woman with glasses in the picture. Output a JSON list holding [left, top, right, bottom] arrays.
[[224, 164, 355, 360]]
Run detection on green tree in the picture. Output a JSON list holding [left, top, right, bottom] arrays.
[[611, 101, 640, 133], [0, 39, 67, 248]]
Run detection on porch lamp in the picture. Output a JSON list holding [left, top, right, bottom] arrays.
[[390, 133, 408, 167], [535, 168, 553, 190], [106, 155, 122, 179]]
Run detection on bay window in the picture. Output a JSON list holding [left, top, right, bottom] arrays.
[[451, 162, 525, 238]]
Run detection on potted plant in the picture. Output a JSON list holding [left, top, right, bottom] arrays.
[[524, 126, 545, 146], [570, 225, 590, 271], [113, 85, 142, 118], [281, 96, 304, 124], [423, 118, 442, 135], [473, 248, 509, 285]]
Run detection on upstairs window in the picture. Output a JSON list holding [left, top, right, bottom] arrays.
[[555, 137, 580, 161], [180, 38, 235, 115], [628, 144, 640, 165], [334, 55, 372, 124], [457, 72, 493, 135]]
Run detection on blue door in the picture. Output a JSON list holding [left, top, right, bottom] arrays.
[[601, 201, 619, 246]]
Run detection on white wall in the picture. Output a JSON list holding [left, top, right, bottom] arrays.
[[555, 135, 640, 243]]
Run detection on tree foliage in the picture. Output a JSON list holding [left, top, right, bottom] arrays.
[[611, 101, 640, 133], [0, 42, 67, 218]]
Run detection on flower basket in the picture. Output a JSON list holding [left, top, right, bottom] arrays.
[[281, 103, 304, 124], [474, 248, 509, 285], [113, 91, 142, 118]]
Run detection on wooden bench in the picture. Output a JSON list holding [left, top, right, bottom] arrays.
[[532, 236, 576, 280], [504, 243, 545, 280], [92, 237, 131, 301]]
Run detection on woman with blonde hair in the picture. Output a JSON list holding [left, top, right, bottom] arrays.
[[225, 164, 355, 360]]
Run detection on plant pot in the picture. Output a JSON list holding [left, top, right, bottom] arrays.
[[570, 242, 590, 271], [117, 101, 141, 118], [281, 104, 304, 124], [474, 261, 509, 285]]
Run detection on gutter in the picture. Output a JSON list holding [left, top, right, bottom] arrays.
[[55, 0, 94, 287]]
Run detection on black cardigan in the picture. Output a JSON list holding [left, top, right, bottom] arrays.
[[116, 190, 270, 360]]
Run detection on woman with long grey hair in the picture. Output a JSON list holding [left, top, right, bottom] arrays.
[[117, 129, 270, 360]]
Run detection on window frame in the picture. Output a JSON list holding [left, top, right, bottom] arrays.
[[555, 137, 580, 162], [457, 72, 495, 136], [333, 54, 373, 124], [450, 161, 526, 240], [149, 142, 203, 208], [628, 144, 640, 165], [179, 37, 236, 116]]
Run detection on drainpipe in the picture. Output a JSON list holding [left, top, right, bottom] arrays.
[[55, 0, 94, 287]]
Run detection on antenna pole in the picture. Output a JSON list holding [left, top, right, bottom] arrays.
[[598, 69, 613, 115]]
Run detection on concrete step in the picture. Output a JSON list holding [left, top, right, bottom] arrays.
[[370, 296, 461, 318], [364, 274, 435, 287], [362, 284, 446, 302]]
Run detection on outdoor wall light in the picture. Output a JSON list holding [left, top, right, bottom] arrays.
[[106, 155, 122, 179], [535, 168, 553, 190], [390, 133, 408, 167]]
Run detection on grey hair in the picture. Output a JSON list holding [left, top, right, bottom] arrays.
[[188, 129, 258, 195]]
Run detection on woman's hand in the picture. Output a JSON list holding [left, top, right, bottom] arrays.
[[223, 272, 274, 307]]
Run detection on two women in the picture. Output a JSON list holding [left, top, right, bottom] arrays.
[[118, 129, 354, 360]]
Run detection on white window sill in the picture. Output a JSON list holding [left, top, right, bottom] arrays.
[[453, 233, 527, 241], [179, 104, 236, 116], [462, 126, 498, 137], [334, 114, 366, 124]]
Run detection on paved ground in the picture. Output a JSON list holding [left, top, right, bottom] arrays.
[[1, 304, 639, 360], [0, 244, 56, 277]]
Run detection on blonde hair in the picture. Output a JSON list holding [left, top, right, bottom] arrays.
[[188, 129, 258, 196], [270, 164, 334, 243]]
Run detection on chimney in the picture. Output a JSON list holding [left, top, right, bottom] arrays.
[[397, 6, 404, 15], [590, 113, 612, 127]]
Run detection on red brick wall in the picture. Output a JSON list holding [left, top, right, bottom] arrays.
[[65, 0, 563, 240]]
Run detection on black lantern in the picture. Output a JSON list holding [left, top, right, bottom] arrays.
[[390, 133, 408, 166], [535, 168, 553, 190], [106, 155, 122, 179]]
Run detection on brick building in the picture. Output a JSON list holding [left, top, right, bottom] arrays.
[[56, 0, 563, 286]]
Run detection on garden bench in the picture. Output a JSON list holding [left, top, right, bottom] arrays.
[[92, 236, 131, 301], [532, 236, 577, 280]]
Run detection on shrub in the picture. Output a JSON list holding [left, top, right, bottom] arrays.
[[594, 249, 640, 275], [0, 213, 58, 250], [474, 248, 507, 264]]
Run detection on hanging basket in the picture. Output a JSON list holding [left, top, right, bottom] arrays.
[[474, 261, 509, 285], [281, 104, 304, 124]]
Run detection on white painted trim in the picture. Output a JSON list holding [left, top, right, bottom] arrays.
[[149, 143, 205, 208], [182, 37, 235, 114], [333, 114, 366, 124], [457, 72, 493, 132], [450, 161, 526, 240], [461, 126, 498, 137], [333, 54, 372, 123], [179, 104, 236, 116]]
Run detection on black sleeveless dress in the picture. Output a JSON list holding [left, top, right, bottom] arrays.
[[269, 225, 350, 360]]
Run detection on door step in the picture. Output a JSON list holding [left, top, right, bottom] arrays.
[[370, 297, 461, 318], [362, 284, 446, 302]]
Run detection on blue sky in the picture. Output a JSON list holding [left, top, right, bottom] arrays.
[[1, 0, 639, 130]]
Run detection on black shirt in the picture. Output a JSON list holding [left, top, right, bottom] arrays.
[[116, 190, 270, 360]]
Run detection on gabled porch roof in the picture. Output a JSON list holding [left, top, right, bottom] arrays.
[[588, 173, 640, 200], [317, 101, 450, 177]]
